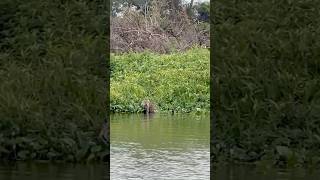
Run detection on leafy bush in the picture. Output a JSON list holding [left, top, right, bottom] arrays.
[[212, 0, 320, 167], [111, 48, 210, 113], [0, 0, 108, 162]]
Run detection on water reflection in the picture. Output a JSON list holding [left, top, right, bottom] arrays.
[[110, 114, 210, 180], [0, 162, 109, 180], [142, 112, 156, 120], [212, 163, 320, 180]]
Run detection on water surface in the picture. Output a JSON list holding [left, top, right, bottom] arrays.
[[0, 162, 109, 180], [213, 163, 320, 180], [110, 113, 210, 180]]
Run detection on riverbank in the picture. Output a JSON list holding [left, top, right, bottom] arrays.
[[110, 48, 210, 113]]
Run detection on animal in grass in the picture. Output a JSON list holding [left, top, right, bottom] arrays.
[[141, 100, 156, 114]]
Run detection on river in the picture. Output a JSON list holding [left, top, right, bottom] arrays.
[[0, 162, 109, 180], [2, 113, 318, 179], [110, 113, 210, 180]]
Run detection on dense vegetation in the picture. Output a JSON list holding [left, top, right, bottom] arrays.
[[212, 0, 320, 168], [110, 0, 210, 112], [111, 0, 210, 53], [110, 48, 210, 113], [0, 0, 108, 162]]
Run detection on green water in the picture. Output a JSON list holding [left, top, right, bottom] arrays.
[[110, 113, 210, 179], [2, 114, 320, 179], [0, 162, 109, 180], [213, 164, 320, 180]]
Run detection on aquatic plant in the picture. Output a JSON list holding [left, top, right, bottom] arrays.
[[110, 48, 210, 113]]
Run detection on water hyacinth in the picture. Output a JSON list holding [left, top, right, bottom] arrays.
[[110, 48, 210, 113]]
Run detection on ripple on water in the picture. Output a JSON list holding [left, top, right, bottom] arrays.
[[111, 144, 210, 180], [110, 114, 210, 180]]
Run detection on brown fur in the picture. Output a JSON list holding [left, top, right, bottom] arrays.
[[142, 100, 155, 114]]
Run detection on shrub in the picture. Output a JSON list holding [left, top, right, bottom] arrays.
[[212, 0, 320, 166], [111, 48, 210, 113], [0, 0, 108, 162]]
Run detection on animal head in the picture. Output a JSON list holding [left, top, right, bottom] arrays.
[[141, 100, 156, 113]]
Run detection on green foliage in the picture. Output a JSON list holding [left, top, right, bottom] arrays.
[[212, 0, 320, 167], [0, 0, 108, 162], [110, 48, 210, 113]]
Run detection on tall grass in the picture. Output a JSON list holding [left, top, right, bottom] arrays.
[[0, 0, 108, 162], [111, 48, 210, 113], [212, 0, 320, 167]]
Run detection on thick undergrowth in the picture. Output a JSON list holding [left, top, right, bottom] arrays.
[[110, 48, 210, 113], [0, 0, 108, 162], [212, 0, 320, 168]]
